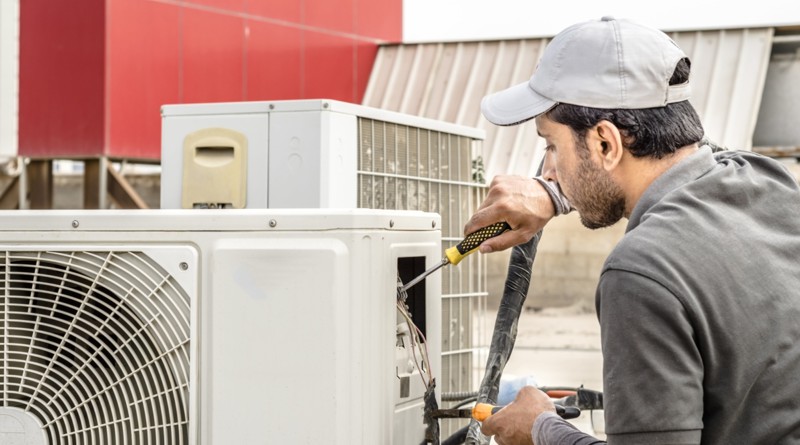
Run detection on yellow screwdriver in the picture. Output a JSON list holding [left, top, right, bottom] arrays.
[[398, 222, 511, 294]]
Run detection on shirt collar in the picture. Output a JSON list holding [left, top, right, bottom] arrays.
[[626, 146, 716, 232]]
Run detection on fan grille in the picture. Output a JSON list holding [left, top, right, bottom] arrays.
[[0, 250, 191, 444]]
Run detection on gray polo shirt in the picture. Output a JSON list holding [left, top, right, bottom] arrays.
[[533, 147, 800, 444]]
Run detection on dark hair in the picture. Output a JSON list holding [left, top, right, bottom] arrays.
[[545, 58, 704, 159]]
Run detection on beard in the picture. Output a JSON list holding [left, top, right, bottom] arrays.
[[566, 149, 626, 230]]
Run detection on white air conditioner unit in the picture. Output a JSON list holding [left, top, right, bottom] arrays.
[[159, 99, 485, 210], [159, 102, 489, 440], [0, 208, 441, 445]]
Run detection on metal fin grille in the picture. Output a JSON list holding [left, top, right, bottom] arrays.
[[357, 117, 487, 436], [0, 251, 191, 444]]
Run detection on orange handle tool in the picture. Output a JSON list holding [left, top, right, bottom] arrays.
[[471, 403, 502, 421], [471, 402, 581, 421]]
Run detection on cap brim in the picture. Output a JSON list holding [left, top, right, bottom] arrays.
[[480, 81, 556, 126]]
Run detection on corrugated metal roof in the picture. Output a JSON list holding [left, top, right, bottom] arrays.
[[363, 28, 774, 178]]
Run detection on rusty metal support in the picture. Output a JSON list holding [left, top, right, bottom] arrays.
[[0, 175, 20, 209], [28, 159, 53, 209], [107, 161, 149, 209], [83, 158, 103, 209]]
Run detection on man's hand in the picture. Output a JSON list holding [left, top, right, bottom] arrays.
[[464, 176, 556, 253], [481, 386, 556, 445]]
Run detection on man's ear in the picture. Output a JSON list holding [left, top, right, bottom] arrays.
[[589, 121, 624, 171]]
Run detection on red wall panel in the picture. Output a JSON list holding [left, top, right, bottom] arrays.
[[356, 41, 379, 103], [19, 0, 106, 158], [107, 0, 181, 159], [18, 0, 402, 160], [245, 21, 303, 100], [356, 0, 402, 41], [305, 0, 355, 34], [185, 0, 246, 10], [304, 31, 357, 101], [245, 0, 302, 23], [182, 8, 245, 103]]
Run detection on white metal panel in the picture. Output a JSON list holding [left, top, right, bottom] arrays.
[[752, 34, 800, 153], [364, 28, 775, 177], [0, 0, 19, 160], [0, 208, 442, 445], [403, 0, 800, 43], [160, 112, 270, 209], [671, 28, 774, 150], [267, 110, 359, 208]]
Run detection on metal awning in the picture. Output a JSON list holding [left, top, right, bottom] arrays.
[[363, 28, 775, 178]]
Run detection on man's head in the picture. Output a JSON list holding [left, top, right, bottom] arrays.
[[481, 17, 705, 228], [481, 16, 704, 158], [481, 16, 695, 126]]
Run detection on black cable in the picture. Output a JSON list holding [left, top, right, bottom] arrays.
[[441, 425, 470, 445], [464, 160, 547, 445]]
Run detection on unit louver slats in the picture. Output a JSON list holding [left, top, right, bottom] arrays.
[[0, 251, 190, 444]]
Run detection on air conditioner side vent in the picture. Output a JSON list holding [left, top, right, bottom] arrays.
[[1, 250, 191, 444]]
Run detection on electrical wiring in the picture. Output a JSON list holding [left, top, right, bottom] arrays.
[[396, 299, 434, 388]]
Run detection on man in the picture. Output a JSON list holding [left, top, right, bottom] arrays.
[[465, 16, 800, 445]]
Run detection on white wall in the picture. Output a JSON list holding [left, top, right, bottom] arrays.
[[403, 0, 800, 43], [0, 0, 19, 160]]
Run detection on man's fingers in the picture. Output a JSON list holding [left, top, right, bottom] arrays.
[[480, 413, 500, 436], [463, 207, 505, 237], [478, 230, 530, 253]]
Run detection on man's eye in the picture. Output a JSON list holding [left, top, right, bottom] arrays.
[[544, 145, 555, 152]]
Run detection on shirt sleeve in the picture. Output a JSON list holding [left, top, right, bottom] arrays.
[[533, 412, 606, 445], [533, 177, 573, 215], [597, 269, 703, 444]]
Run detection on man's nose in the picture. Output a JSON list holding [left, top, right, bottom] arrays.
[[541, 151, 558, 182]]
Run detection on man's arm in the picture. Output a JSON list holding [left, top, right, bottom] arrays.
[[479, 386, 603, 445], [534, 412, 606, 445]]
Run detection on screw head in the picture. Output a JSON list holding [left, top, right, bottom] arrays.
[[71, 220, 79, 228], [179, 262, 189, 271], [432, 220, 436, 228], [269, 219, 277, 228], [389, 219, 395, 228]]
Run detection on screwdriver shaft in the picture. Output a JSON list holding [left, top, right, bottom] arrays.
[[399, 257, 449, 294]]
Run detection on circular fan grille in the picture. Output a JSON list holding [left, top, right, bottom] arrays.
[[0, 250, 191, 444]]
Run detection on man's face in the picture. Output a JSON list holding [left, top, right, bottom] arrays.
[[536, 115, 626, 229]]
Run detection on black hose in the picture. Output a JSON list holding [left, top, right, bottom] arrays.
[[464, 234, 542, 444], [441, 425, 470, 445], [464, 159, 547, 445]]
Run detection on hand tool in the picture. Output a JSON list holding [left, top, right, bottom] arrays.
[[398, 222, 511, 294], [472, 403, 581, 421], [431, 402, 580, 420]]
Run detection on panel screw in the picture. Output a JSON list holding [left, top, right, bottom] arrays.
[[179, 262, 189, 271], [269, 219, 277, 228], [432, 220, 436, 228], [389, 219, 395, 228], [71, 220, 79, 228], [269, 104, 275, 110]]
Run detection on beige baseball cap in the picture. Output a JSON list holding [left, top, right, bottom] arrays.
[[480, 16, 691, 126]]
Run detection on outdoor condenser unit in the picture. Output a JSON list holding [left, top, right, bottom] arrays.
[[160, 100, 488, 436], [0, 208, 441, 445]]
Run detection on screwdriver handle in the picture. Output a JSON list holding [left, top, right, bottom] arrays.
[[445, 222, 511, 265], [471, 403, 502, 421], [471, 403, 581, 421]]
